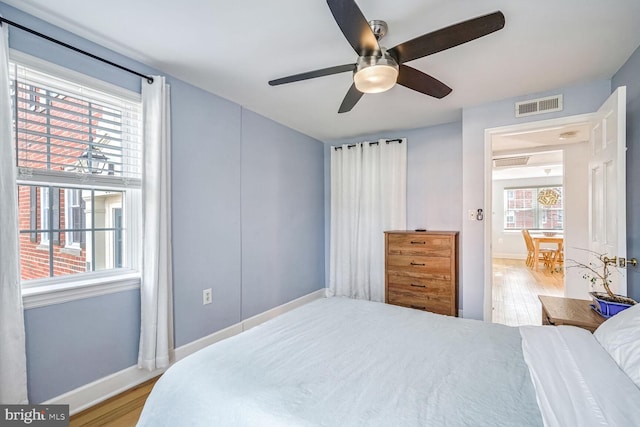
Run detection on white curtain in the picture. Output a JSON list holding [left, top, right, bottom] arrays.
[[138, 76, 174, 371], [0, 21, 28, 404], [329, 139, 407, 301]]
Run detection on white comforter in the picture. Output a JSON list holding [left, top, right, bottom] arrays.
[[137, 297, 640, 426]]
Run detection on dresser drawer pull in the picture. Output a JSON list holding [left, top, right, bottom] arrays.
[[410, 283, 426, 288], [410, 241, 426, 245], [410, 305, 426, 310], [410, 262, 426, 266]]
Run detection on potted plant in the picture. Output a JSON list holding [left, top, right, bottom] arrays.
[[567, 249, 637, 318]]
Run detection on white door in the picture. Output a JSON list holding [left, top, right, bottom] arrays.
[[588, 86, 627, 295]]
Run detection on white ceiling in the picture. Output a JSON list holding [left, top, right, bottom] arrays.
[[492, 123, 590, 154], [5, 0, 640, 141], [491, 122, 591, 180], [492, 151, 564, 181]]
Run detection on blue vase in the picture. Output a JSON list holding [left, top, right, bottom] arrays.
[[589, 291, 635, 318]]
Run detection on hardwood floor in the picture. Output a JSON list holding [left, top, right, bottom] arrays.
[[69, 376, 159, 427], [492, 258, 564, 326]]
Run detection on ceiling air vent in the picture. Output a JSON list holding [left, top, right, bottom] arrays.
[[515, 95, 563, 117], [493, 156, 530, 167]]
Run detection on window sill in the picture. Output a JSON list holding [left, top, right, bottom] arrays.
[[22, 271, 141, 309], [61, 246, 83, 257]]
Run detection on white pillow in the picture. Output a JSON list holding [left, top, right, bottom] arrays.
[[594, 302, 640, 388]]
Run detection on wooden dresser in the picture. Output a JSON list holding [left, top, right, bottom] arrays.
[[384, 231, 459, 316]]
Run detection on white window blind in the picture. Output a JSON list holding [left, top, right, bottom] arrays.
[[9, 58, 142, 189]]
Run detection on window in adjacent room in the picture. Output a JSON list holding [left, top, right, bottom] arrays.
[[9, 54, 142, 289], [503, 186, 563, 230]]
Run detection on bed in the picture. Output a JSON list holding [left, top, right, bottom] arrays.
[[137, 297, 640, 426]]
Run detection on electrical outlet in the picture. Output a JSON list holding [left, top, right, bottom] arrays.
[[467, 209, 476, 221], [203, 288, 212, 305]]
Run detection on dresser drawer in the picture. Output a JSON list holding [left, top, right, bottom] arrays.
[[387, 284, 453, 315], [386, 254, 452, 276], [387, 234, 453, 257], [386, 274, 453, 295]]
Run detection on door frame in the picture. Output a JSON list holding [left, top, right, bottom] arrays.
[[483, 113, 595, 321]]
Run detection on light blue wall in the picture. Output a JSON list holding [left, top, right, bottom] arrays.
[[0, 2, 325, 403], [613, 45, 640, 302], [23, 291, 140, 403], [461, 80, 612, 319], [170, 81, 243, 347], [324, 122, 463, 289], [241, 110, 325, 318]]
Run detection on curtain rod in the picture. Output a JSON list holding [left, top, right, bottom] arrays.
[[0, 17, 154, 84], [333, 138, 403, 150]]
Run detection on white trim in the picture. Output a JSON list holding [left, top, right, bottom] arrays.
[[17, 168, 141, 190], [173, 288, 327, 360], [22, 272, 140, 309], [43, 364, 164, 416], [172, 323, 244, 363], [43, 289, 327, 414], [241, 288, 327, 331]]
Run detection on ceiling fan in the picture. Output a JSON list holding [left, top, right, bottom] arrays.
[[268, 0, 505, 113]]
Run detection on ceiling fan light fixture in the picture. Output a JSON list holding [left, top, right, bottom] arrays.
[[354, 54, 398, 94]]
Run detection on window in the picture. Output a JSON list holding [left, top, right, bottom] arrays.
[[65, 188, 85, 248], [40, 187, 50, 245], [10, 53, 142, 292], [503, 186, 563, 230]]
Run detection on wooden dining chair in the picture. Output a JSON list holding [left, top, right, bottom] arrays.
[[521, 229, 554, 269], [549, 240, 564, 272]]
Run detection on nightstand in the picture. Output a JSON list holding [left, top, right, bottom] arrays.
[[538, 295, 605, 333]]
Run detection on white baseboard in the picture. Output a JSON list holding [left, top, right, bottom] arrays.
[[492, 253, 527, 260], [43, 364, 165, 416], [174, 288, 327, 360], [241, 288, 327, 331], [44, 288, 327, 415]]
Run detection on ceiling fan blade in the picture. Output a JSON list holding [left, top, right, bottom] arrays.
[[396, 64, 452, 99], [388, 11, 505, 64], [338, 83, 364, 113], [327, 0, 380, 56], [269, 64, 356, 86]]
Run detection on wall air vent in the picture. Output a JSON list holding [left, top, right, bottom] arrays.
[[493, 156, 530, 168], [515, 95, 563, 117]]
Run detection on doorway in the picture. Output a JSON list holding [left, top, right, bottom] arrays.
[[483, 88, 628, 323], [484, 115, 592, 326], [491, 149, 566, 325]]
